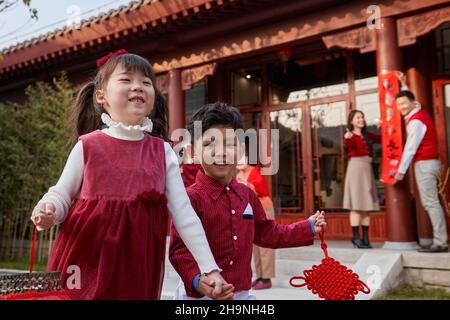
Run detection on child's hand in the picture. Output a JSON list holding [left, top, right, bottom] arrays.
[[32, 203, 56, 230], [309, 210, 327, 234], [198, 275, 234, 300], [214, 282, 234, 300], [199, 270, 234, 299]]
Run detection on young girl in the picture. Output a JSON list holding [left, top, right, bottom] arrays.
[[343, 110, 381, 249], [31, 50, 227, 300]]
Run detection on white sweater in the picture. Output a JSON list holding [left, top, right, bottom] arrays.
[[31, 114, 220, 275]]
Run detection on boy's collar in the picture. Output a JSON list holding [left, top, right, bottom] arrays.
[[195, 171, 243, 201]]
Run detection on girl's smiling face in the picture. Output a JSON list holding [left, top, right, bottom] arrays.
[[95, 63, 155, 126]]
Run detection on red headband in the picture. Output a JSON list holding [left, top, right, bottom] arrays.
[[96, 49, 128, 68]]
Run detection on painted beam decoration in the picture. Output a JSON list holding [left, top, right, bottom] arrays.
[[378, 71, 402, 185]]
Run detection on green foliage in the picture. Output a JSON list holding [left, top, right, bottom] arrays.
[[0, 73, 74, 229], [0, 256, 46, 271], [376, 285, 450, 300]]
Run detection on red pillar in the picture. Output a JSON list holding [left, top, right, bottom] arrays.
[[376, 17, 419, 250], [166, 68, 185, 235], [168, 68, 185, 141]]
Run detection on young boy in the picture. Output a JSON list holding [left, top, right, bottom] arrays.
[[169, 102, 326, 300]]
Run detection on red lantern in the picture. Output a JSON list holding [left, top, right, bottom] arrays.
[[277, 48, 292, 75]]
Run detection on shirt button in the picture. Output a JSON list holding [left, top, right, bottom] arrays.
[[226, 187, 230, 191], [231, 209, 236, 214], [233, 235, 238, 241], [229, 260, 234, 266]]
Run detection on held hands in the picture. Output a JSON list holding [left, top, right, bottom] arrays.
[[198, 270, 234, 300], [344, 128, 353, 139], [32, 203, 56, 230], [310, 210, 327, 234]]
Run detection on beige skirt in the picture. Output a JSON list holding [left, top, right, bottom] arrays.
[[343, 156, 380, 211]]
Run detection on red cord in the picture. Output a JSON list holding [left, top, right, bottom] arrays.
[[29, 222, 38, 274], [289, 229, 370, 300]]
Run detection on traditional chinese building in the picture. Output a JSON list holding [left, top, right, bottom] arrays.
[[1, 0, 449, 247]]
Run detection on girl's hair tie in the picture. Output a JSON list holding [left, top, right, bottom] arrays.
[[96, 49, 128, 68]]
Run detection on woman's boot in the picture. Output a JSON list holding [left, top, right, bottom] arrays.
[[351, 226, 363, 248], [361, 226, 373, 248]]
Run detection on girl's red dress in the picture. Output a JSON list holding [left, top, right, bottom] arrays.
[[47, 130, 168, 300]]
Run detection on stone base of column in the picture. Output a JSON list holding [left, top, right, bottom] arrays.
[[382, 241, 420, 250], [418, 238, 433, 247]]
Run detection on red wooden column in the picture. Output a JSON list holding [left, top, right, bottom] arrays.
[[166, 68, 184, 235], [168, 68, 185, 141], [376, 17, 419, 250], [404, 36, 434, 247]]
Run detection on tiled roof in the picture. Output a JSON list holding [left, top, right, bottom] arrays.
[[1, 0, 154, 55], [0, 0, 227, 73]]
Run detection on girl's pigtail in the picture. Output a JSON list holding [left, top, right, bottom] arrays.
[[67, 81, 102, 148], [149, 90, 169, 141]]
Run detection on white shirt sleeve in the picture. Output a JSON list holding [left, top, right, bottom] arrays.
[[164, 142, 220, 274], [31, 141, 84, 225], [397, 120, 427, 174]]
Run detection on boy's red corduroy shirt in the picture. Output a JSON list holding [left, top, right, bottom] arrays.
[[169, 171, 315, 298]]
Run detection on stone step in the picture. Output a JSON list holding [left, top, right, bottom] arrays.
[[401, 251, 450, 270], [251, 286, 320, 300], [352, 252, 403, 300], [277, 246, 363, 264], [404, 268, 450, 288], [274, 259, 355, 280]]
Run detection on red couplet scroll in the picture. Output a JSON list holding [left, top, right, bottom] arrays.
[[378, 71, 403, 185]]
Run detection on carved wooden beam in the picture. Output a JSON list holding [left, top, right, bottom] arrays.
[[182, 62, 216, 91], [397, 5, 450, 47], [322, 27, 376, 53], [155, 62, 217, 93]]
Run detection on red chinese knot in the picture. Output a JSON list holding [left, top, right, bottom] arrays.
[[289, 230, 370, 300]]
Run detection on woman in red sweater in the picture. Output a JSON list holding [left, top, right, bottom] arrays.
[[343, 110, 381, 248]]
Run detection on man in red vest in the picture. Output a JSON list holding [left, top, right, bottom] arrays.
[[394, 90, 448, 252]]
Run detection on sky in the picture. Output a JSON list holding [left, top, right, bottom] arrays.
[[0, 0, 133, 50]]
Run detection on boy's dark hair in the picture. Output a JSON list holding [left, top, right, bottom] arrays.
[[187, 102, 243, 143], [395, 90, 415, 101]]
